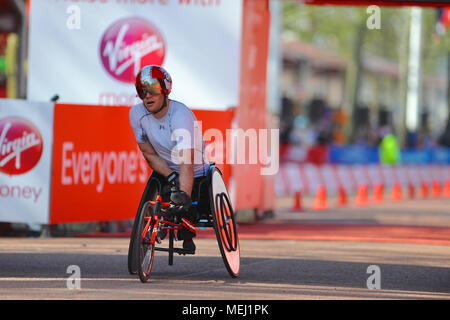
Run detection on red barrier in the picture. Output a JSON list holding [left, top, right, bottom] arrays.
[[277, 163, 450, 211], [420, 181, 429, 198], [408, 182, 416, 199], [355, 184, 369, 207], [292, 191, 303, 211], [336, 185, 348, 207], [391, 182, 403, 202], [432, 180, 441, 198], [372, 183, 384, 204], [312, 185, 328, 211], [444, 180, 450, 198]]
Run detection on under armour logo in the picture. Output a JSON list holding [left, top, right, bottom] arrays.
[[159, 125, 165, 130]]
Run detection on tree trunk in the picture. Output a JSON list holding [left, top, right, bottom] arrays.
[[445, 51, 450, 143], [346, 21, 366, 143]]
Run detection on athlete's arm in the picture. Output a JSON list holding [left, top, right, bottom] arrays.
[[178, 148, 195, 197], [138, 141, 173, 178]]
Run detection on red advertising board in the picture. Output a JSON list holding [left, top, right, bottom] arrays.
[[50, 104, 145, 224]]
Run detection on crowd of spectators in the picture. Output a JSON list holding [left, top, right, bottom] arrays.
[[280, 96, 450, 154]]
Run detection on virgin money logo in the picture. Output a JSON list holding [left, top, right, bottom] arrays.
[[0, 117, 43, 175], [100, 17, 166, 83]]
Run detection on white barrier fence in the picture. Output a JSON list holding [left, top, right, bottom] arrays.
[[275, 162, 450, 197]]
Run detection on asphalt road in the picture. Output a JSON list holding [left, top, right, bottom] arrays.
[[0, 197, 449, 300], [0, 237, 449, 300]]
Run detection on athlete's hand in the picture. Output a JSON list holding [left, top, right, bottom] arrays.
[[170, 190, 192, 211], [167, 171, 180, 191]]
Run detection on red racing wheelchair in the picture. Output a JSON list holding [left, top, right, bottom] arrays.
[[127, 164, 240, 283]]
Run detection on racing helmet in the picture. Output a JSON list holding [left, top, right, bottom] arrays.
[[135, 65, 172, 99]]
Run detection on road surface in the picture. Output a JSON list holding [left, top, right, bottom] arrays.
[[0, 197, 449, 300]]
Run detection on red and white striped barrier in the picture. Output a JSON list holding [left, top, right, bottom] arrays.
[[276, 163, 450, 198]]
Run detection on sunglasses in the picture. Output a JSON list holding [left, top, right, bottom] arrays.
[[139, 79, 163, 99]]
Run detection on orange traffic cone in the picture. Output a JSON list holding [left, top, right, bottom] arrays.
[[420, 181, 429, 198], [408, 182, 415, 199], [336, 186, 348, 207], [432, 180, 441, 198], [312, 186, 328, 211], [355, 184, 369, 207], [443, 180, 450, 198], [372, 183, 384, 204], [292, 191, 303, 211], [391, 182, 403, 201]]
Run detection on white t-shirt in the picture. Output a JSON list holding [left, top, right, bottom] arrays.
[[129, 99, 209, 177]]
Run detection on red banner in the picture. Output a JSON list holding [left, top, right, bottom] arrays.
[[50, 104, 146, 224], [234, 0, 271, 212], [440, 8, 450, 28]]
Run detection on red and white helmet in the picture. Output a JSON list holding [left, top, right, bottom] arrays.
[[135, 65, 172, 99]]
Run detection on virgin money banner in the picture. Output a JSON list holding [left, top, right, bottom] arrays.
[[28, 0, 242, 110], [0, 99, 54, 224]]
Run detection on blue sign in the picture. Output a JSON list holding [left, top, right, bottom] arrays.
[[329, 145, 379, 164], [328, 145, 450, 164]]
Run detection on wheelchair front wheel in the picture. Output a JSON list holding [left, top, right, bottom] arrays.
[[134, 201, 157, 283], [128, 178, 159, 274]]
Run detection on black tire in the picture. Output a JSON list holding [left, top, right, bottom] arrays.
[[168, 229, 174, 266], [209, 166, 240, 278], [135, 202, 157, 283], [128, 177, 159, 274], [215, 192, 238, 252]]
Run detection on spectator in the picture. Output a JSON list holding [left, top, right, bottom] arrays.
[[438, 118, 450, 147]]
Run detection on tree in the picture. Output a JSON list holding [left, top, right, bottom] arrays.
[[281, 3, 450, 144]]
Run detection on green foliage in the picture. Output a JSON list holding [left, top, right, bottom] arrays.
[[0, 56, 5, 74], [282, 3, 450, 73], [421, 9, 450, 74], [283, 4, 365, 59]]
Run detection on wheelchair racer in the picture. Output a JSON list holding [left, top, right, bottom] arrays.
[[129, 65, 210, 254]]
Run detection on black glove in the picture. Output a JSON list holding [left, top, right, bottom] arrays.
[[170, 190, 192, 211], [167, 171, 179, 191]]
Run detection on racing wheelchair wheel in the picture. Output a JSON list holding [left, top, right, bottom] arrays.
[[209, 166, 240, 278], [134, 201, 158, 283], [128, 177, 159, 275]]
